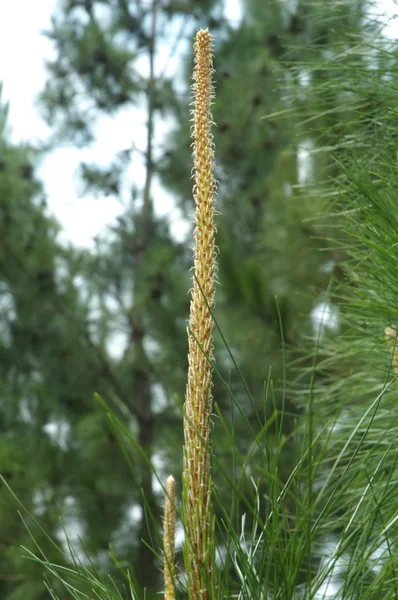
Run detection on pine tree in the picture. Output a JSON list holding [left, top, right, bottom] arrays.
[[2, 0, 390, 597], [0, 89, 91, 599], [159, 0, 375, 520], [3, 0, 398, 596], [36, 0, 225, 594]]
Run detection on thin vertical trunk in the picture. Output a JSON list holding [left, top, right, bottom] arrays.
[[129, 0, 159, 590]]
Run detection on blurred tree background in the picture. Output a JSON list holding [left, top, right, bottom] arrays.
[[0, 0, 390, 598]]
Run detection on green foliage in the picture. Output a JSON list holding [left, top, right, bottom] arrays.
[[3, 0, 398, 599]]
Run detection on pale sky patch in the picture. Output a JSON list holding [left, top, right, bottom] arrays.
[[0, 0, 245, 248]]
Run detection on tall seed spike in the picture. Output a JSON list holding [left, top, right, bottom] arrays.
[[385, 326, 398, 374], [163, 474, 176, 600], [183, 29, 217, 600]]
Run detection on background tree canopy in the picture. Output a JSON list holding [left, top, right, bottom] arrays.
[[1, 0, 397, 598]]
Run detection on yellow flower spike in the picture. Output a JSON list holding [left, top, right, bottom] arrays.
[[385, 326, 398, 374], [163, 475, 177, 600], [183, 29, 217, 600]]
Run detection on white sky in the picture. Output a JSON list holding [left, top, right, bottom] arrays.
[[0, 0, 394, 248], [0, 0, 243, 248], [0, 0, 127, 246]]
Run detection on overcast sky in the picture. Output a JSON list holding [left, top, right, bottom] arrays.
[[0, 0, 242, 248], [0, 0, 144, 247], [0, 0, 394, 248]]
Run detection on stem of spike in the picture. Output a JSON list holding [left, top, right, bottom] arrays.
[[183, 29, 217, 600], [163, 475, 177, 600]]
